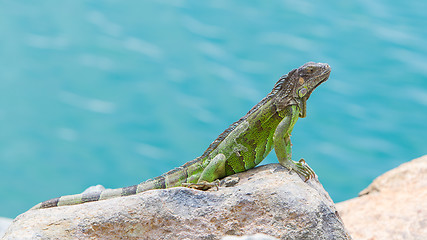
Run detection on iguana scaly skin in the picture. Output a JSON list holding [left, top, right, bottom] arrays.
[[32, 62, 331, 210]]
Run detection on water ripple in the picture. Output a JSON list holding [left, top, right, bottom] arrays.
[[26, 34, 68, 49], [123, 37, 163, 60], [79, 54, 115, 70], [182, 16, 223, 38], [87, 11, 122, 37], [59, 91, 116, 114]]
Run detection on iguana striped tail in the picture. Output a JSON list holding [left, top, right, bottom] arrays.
[[31, 158, 205, 209]]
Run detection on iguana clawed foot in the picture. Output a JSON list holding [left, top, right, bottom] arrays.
[[290, 158, 316, 182], [182, 176, 240, 191], [220, 176, 240, 187], [182, 179, 220, 190]]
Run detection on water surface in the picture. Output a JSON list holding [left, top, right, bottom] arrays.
[[0, 0, 426, 218]]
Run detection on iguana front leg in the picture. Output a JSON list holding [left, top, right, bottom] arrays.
[[273, 106, 316, 181]]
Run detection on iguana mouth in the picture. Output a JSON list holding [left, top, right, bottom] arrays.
[[304, 65, 331, 99], [316, 67, 331, 86]]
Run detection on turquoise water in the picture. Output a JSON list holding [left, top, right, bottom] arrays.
[[1, 1, 426, 218]]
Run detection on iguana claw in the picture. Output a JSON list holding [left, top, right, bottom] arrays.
[[182, 179, 220, 191], [292, 158, 316, 181]]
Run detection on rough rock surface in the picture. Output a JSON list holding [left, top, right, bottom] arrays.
[[337, 155, 427, 240], [0, 217, 13, 238], [221, 233, 279, 240], [3, 164, 350, 240]]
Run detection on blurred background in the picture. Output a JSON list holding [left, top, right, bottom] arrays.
[[1, 0, 426, 218]]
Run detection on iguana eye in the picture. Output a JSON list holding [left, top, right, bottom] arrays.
[[298, 87, 308, 97]]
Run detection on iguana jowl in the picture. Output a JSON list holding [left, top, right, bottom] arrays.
[[32, 62, 331, 209]]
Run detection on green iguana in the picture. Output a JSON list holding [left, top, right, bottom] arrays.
[[32, 62, 331, 210]]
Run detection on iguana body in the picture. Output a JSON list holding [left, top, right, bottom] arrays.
[[32, 62, 331, 210]]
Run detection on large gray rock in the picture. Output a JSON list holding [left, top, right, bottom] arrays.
[[3, 164, 350, 240], [337, 155, 427, 240], [221, 233, 279, 240]]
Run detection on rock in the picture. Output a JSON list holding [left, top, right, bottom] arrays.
[[0, 217, 13, 238], [221, 233, 279, 240], [3, 164, 351, 240], [336, 155, 427, 240]]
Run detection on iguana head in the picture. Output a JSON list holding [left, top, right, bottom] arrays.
[[292, 62, 331, 117], [274, 62, 331, 118]]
